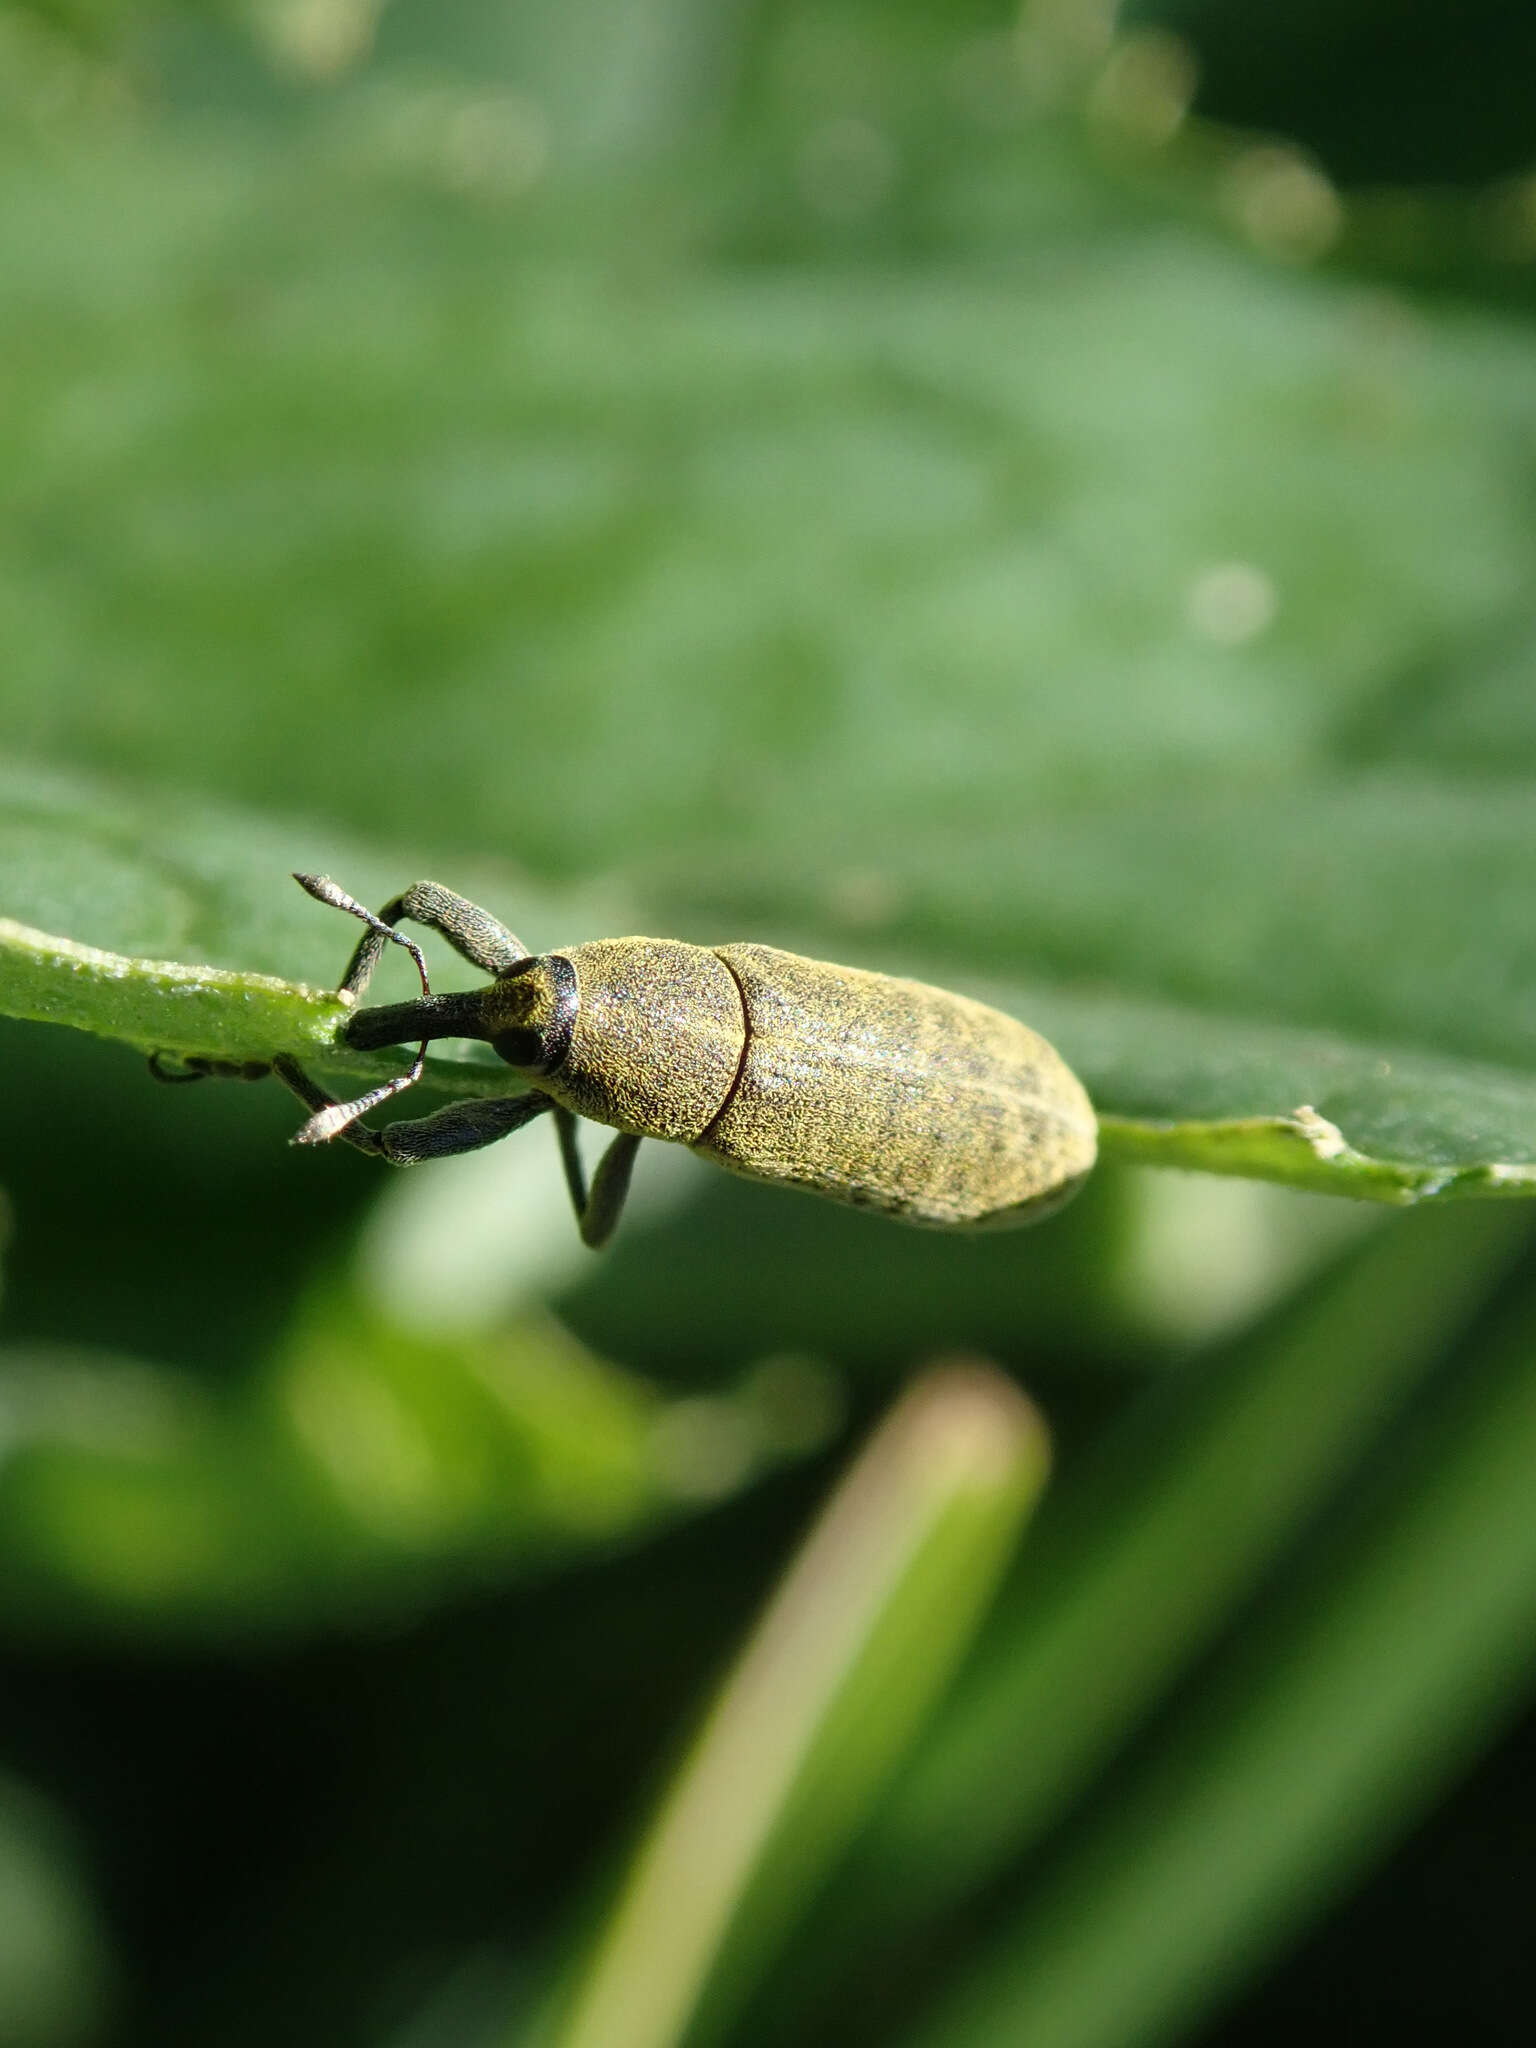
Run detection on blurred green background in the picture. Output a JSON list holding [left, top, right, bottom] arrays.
[[6, 1, 1536, 2044]]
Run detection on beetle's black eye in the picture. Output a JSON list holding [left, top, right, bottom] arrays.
[[492, 1026, 545, 1068], [486, 954, 578, 1076]]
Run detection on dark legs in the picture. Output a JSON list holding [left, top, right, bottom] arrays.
[[270, 1061, 641, 1248], [271, 1054, 389, 1155], [293, 875, 527, 999], [554, 1108, 642, 1249], [273, 1057, 555, 1161], [286, 874, 528, 1142], [148, 1053, 271, 1085]]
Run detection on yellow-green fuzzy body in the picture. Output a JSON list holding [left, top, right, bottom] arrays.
[[543, 939, 1097, 1229]]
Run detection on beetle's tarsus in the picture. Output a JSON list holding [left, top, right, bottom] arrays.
[[312, 877, 527, 1002], [294, 872, 432, 1001], [148, 1052, 272, 1085], [273, 1052, 552, 1166], [271, 1053, 389, 1157], [290, 1058, 425, 1145], [290, 1073, 417, 1155], [293, 871, 350, 910], [148, 1051, 206, 1085]]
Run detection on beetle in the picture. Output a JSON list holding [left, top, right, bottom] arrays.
[[265, 872, 1097, 1250]]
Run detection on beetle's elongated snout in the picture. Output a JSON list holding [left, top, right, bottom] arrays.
[[343, 990, 495, 1052]]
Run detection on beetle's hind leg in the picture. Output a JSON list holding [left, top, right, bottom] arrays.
[[554, 1107, 642, 1251], [294, 875, 528, 1000], [273, 1056, 553, 1161]]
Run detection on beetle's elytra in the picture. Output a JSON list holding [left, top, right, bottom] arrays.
[[266, 875, 1097, 1249]]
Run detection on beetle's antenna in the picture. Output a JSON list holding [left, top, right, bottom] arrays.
[[291, 871, 432, 1143]]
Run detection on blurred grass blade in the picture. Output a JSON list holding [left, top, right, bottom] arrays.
[[902, 1260, 1536, 2048], [544, 1361, 1052, 2048], [762, 1204, 1526, 2025], [0, 1774, 113, 2048]]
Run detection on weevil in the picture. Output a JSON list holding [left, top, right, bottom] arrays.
[[254, 873, 1097, 1250]]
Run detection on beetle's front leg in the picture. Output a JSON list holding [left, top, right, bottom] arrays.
[[554, 1107, 642, 1250], [294, 875, 527, 999], [273, 1056, 553, 1160], [271, 1055, 390, 1156], [372, 1091, 554, 1163]]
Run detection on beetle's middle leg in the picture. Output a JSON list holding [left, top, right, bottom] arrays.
[[554, 1107, 642, 1251]]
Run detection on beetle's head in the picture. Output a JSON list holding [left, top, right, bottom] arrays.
[[481, 953, 578, 1076], [340, 953, 576, 1074]]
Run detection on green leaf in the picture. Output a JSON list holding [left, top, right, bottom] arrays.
[[0, 914, 345, 1063], [0, 762, 597, 1089], [7, 6, 1536, 2043], [12, 770, 1536, 1199], [6, 107, 1536, 1198]]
